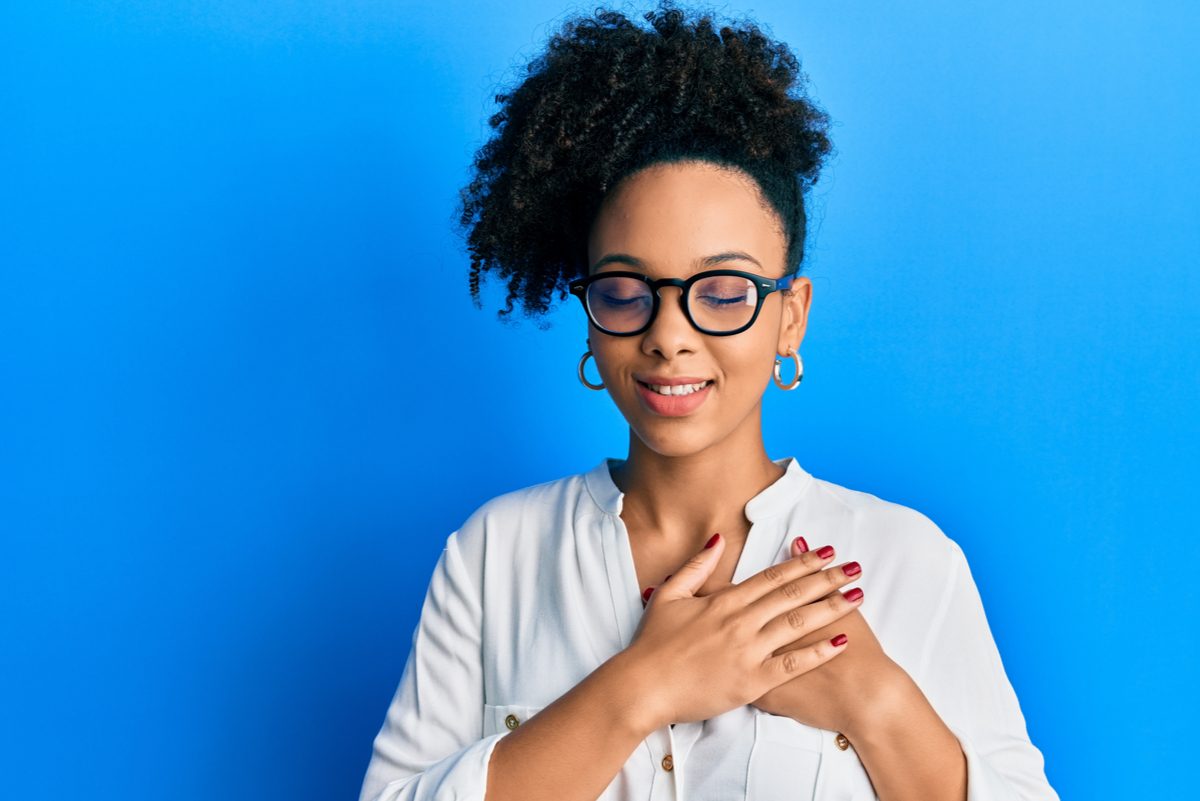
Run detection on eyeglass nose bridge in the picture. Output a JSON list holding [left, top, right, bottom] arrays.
[[646, 277, 690, 292], [646, 277, 690, 302], [642, 276, 695, 329]]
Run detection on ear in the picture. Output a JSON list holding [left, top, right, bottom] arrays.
[[777, 276, 813, 355]]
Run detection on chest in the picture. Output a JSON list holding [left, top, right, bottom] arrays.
[[625, 520, 751, 598]]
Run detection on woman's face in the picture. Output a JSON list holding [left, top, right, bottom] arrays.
[[585, 159, 812, 457]]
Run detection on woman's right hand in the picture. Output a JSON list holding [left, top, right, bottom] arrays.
[[622, 533, 862, 729]]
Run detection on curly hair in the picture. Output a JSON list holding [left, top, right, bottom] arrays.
[[454, 0, 835, 325]]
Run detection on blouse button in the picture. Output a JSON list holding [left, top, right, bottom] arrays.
[[834, 732, 850, 750], [661, 754, 674, 772], [505, 714, 521, 730]]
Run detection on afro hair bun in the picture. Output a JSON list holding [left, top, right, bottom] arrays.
[[454, 1, 835, 324]]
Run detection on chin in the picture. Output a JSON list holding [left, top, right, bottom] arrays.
[[630, 425, 717, 458]]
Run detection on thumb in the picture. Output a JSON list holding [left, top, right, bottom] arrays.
[[663, 533, 723, 597]]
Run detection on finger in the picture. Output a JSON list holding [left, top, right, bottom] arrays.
[[661, 532, 724, 597], [730, 543, 839, 606], [761, 632, 849, 681], [744, 559, 863, 632], [758, 585, 864, 651]]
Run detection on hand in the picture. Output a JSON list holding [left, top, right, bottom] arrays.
[[749, 538, 905, 736], [623, 533, 860, 730]]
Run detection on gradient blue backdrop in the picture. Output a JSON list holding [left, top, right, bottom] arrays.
[[2, 1, 1197, 798]]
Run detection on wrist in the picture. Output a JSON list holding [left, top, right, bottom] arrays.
[[598, 647, 668, 738], [840, 662, 917, 742]]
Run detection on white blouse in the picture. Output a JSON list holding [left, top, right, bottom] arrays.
[[359, 456, 1059, 801]]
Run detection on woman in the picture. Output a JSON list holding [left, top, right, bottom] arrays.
[[360, 4, 1058, 800]]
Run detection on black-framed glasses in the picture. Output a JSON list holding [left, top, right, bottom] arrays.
[[568, 268, 797, 336]]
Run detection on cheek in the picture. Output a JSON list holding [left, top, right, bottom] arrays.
[[589, 340, 637, 387], [717, 338, 776, 380], [589, 339, 626, 367]]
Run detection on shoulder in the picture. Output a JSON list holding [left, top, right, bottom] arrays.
[[804, 473, 966, 576], [446, 468, 593, 566], [461, 468, 588, 528]]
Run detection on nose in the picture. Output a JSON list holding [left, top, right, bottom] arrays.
[[641, 285, 698, 357]]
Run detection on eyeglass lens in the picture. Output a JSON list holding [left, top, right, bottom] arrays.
[[585, 274, 758, 334]]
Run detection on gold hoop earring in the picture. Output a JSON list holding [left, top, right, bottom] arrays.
[[578, 341, 605, 390], [773, 346, 803, 390]]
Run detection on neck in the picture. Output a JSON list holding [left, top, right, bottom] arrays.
[[609, 406, 786, 552]]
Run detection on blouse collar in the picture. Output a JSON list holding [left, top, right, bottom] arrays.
[[583, 454, 813, 524]]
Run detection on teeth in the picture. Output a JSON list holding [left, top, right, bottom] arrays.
[[648, 381, 709, 396]]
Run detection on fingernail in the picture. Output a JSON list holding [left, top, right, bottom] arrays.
[[794, 536, 809, 553], [705, 533, 720, 549], [816, 545, 835, 560], [831, 633, 848, 647], [841, 561, 861, 577], [642, 586, 654, 602], [842, 587, 864, 603]]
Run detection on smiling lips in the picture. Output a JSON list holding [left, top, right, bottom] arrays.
[[642, 379, 711, 395], [635, 378, 714, 416]]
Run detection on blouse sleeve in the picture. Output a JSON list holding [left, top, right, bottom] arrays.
[[358, 529, 506, 801], [916, 538, 1060, 801]]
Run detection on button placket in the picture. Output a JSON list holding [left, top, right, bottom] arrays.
[[813, 725, 876, 799], [656, 725, 679, 796]]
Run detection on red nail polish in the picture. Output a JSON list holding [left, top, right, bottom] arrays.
[[705, 533, 720, 549], [843, 587, 864, 603], [794, 536, 809, 553], [841, 562, 861, 577], [816, 545, 835, 559], [831, 633, 848, 647], [642, 587, 654, 602]]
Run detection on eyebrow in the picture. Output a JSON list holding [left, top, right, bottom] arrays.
[[591, 251, 764, 274]]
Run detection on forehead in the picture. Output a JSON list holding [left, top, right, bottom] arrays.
[[587, 161, 786, 275]]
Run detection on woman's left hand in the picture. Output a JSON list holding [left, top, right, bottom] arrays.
[[747, 538, 909, 736]]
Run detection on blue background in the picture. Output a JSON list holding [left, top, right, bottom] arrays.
[[2, 1, 1196, 798]]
